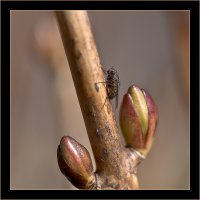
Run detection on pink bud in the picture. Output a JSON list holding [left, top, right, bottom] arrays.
[[57, 136, 95, 189], [120, 85, 158, 157]]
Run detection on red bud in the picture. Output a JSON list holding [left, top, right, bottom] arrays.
[[57, 136, 95, 189]]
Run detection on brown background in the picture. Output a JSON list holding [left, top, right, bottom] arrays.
[[11, 11, 189, 190]]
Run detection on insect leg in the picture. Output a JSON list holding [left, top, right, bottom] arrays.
[[101, 96, 108, 110], [95, 81, 106, 84]]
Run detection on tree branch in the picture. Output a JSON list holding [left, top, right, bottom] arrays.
[[55, 10, 141, 189]]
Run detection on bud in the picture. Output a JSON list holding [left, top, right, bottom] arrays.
[[57, 136, 95, 189], [120, 85, 158, 157]]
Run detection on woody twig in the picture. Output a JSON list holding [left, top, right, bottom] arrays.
[[55, 10, 158, 190]]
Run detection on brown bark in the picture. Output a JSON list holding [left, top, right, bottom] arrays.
[[55, 10, 142, 190]]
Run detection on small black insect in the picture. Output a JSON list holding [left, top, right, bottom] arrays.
[[95, 67, 120, 111]]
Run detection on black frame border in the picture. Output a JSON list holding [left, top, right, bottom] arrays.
[[1, 1, 199, 199]]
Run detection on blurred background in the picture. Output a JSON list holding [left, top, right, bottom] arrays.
[[11, 11, 189, 190]]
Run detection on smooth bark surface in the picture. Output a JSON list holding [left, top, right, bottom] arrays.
[[55, 10, 141, 189]]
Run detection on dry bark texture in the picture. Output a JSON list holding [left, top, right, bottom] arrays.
[[55, 10, 142, 190]]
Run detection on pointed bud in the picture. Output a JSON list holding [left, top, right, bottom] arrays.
[[120, 85, 158, 157], [57, 136, 95, 189]]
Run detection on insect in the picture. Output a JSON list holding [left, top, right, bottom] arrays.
[[95, 67, 120, 111]]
